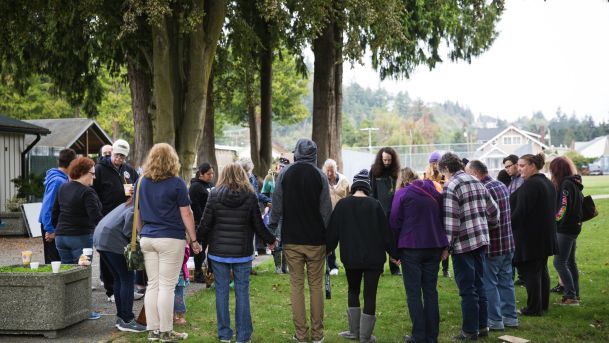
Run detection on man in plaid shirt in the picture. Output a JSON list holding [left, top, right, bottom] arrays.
[[466, 160, 518, 332], [439, 153, 499, 341]]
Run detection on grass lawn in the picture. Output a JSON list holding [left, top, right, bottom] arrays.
[[582, 175, 609, 196], [119, 200, 609, 343]]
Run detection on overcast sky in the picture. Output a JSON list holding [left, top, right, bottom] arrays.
[[342, 0, 609, 123]]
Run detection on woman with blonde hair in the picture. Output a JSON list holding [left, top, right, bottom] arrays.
[[137, 143, 201, 342], [200, 163, 277, 343], [397, 167, 419, 190]]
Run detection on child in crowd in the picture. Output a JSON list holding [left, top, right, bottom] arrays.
[[174, 244, 190, 325]]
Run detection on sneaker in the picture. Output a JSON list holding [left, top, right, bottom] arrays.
[[313, 337, 325, 343], [443, 270, 451, 278], [453, 331, 478, 341], [219, 339, 231, 343], [254, 251, 259, 257], [478, 327, 489, 338], [558, 297, 580, 306], [108, 295, 115, 303], [148, 330, 160, 341], [266, 248, 272, 255], [403, 335, 415, 343], [88, 311, 101, 320], [117, 318, 147, 332], [550, 283, 564, 293], [134, 290, 145, 300], [329, 268, 339, 276], [160, 330, 188, 342], [276, 267, 283, 274], [292, 335, 307, 343]]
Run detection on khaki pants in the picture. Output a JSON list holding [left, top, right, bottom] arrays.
[[284, 244, 326, 341], [141, 237, 185, 332]]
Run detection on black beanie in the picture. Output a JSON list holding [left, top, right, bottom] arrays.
[[352, 169, 371, 195]]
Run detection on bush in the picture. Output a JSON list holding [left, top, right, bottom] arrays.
[[11, 173, 45, 201]]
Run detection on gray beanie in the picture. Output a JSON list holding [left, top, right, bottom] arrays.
[[351, 169, 371, 195]]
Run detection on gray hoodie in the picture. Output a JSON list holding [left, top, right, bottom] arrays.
[[93, 203, 134, 255]]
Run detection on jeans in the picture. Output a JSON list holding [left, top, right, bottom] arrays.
[[55, 234, 93, 264], [345, 269, 382, 315], [99, 251, 135, 322], [212, 260, 252, 342], [518, 257, 550, 315], [174, 285, 186, 314], [400, 248, 443, 343], [553, 233, 579, 299], [452, 246, 488, 335], [327, 249, 338, 270], [483, 252, 518, 329]]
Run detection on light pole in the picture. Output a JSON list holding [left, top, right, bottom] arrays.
[[360, 127, 379, 152]]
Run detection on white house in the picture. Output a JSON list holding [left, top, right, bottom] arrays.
[[574, 135, 609, 173], [0, 115, 50, 212], [476, 125, 549, 175]]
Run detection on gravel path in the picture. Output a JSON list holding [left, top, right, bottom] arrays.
[[0, 236, 270, 342]]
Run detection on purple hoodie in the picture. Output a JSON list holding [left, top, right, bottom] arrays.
[[389, 179, 449, 249]]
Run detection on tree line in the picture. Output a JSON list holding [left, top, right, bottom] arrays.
[[0, 0, 505, 178]]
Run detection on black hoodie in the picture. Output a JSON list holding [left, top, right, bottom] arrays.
[[555, 175, 584, 235], [200, 186, 275, 258]]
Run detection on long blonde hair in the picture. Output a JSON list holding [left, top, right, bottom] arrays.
[[217, 163, 254, 193], [142, 143, 181, 182], [398, 167, 419, 189]]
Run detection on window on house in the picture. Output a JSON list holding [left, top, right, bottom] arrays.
[[503, 136, 522, 145]]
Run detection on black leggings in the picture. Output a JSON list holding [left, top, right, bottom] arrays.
[[345, 269, 382, 315]]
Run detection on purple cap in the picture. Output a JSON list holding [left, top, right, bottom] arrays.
[[429, 150, 442, 163]]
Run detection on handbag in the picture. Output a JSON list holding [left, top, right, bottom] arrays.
[[582, 195, 598, 222], [124, 178, 145, 271]]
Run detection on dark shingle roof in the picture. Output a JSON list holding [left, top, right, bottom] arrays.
[[0, 114, 51, 135], [23, 118, 111, 148]]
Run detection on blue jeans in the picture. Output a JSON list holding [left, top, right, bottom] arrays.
[[55, 234, 93, 264], [400, 248, 443, 343], [483, 252, 518, 329], [553, 233, 579, 299], [174, 285, 186, 314], [212, 261, 253, 342], [99, 251, 135, 322], [452, 246, 488, 335]]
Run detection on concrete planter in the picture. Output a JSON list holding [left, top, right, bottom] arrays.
[[0, 211, 28, 236], [0, 265, 91, 338]]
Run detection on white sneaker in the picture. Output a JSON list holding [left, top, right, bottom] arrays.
[[329, 268, 339, 276], [108, 295, 115, 303], [254, 251, 259, 257], [266, 248, 272, 255], [134, 291, 145, 300]]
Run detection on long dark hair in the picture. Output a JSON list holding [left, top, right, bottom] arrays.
[[370, 147, 400, 178], [549, 156, 577, 189], [195, 162, 212, 178]]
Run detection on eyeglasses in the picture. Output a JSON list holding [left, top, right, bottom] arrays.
[[504, 164, 515, 170]]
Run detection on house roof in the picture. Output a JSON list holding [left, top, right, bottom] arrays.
[[574, 135, 609, 158], [23, 118, 112, 154], [0, 114, 51, 135], [476, 125, 549, 152], [476, 127, 503, 142]]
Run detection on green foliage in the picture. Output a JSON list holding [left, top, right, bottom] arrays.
[[11, 173, 45, 200], [565, 150, 596, 171], [95, 69, 134, 142], [0, 75, 73, 119], [0, 265, 73, 273]]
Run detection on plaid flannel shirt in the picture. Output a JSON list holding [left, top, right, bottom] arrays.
[[507, 175, 524, 194], [481, 176, 515, 257], [443, 171, 499, 254]]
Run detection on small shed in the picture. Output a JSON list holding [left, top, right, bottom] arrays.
[[0, 115, 50, 211], [23, 118, 112, 176]]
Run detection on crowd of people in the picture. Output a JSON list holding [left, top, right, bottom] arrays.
[[37, 137, 585, 343]]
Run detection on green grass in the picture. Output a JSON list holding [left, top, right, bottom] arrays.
[[119, 200, 609, 343], [0, 264, 73, 273], [582, 175, 609, 196]]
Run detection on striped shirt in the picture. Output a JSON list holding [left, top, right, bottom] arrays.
[[443, 171, 499, 254], [481, 176, 515, 256]]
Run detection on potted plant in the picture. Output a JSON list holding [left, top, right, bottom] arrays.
[[0, 264, 92, 338]]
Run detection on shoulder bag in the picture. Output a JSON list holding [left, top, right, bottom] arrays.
[[124, 177, 145, 271]]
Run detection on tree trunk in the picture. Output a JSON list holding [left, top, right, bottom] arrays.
[[332, 20, 343, 171], [258, 19, 273, 178], [197, 69, 218, 181], [245, 67, 260, 173], [312, 22, 336, 168], [127, 58, 153, 168], [151, 16, 177, 147]]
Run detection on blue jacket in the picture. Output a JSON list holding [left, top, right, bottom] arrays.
[[38, 168, 69, 234]]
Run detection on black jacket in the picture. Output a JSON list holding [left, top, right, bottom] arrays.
[[201, 186, 275, 258], [371, 168, 397, 217], [555, 175, 584, 235], [189, 177, 214, 239], [52, 181, 103, 236], [326, 196, 398, 270], [93, 157, 139, 215], [510, 173, 558, 264]]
